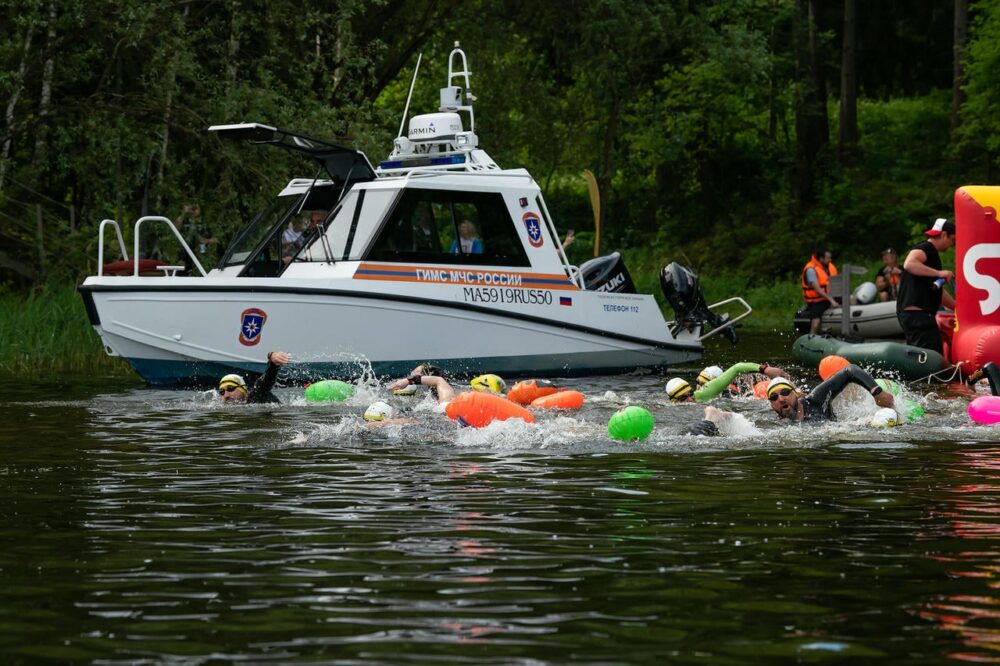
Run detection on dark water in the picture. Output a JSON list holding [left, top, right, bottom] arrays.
[[2, 333, 1000, 663]]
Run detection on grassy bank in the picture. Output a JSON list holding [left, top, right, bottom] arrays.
[[0, 284, 131, 377]]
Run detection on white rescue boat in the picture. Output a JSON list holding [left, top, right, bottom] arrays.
[[79, 45, 749, 386]]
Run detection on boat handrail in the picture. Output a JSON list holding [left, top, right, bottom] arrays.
[[133, 216, 207, 277], [97, 219, 129, 276], [396, 168, 530, 183], [536, 191, 584, 288], [698, 297, 753, 342]]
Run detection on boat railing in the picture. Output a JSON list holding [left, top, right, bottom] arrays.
[[535, 191, 584, 288], [698, 297, 753, 342], [133, 216, 207, 277], [97, 219, 129, 276]]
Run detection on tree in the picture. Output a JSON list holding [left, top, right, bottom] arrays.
[[838, 0, 858, 163]]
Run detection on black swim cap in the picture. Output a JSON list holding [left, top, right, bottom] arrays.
[[686, 419, 719, 437]]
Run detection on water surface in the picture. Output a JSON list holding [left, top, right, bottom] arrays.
[[2, 334, 999, 663]]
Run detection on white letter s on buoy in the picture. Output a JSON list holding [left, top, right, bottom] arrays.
[[965, 243, 1000, 316]]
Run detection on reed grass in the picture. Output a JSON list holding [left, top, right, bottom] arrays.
[[0, 284, 131, 377]]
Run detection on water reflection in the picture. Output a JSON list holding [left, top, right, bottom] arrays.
[[2, 364, 1000, 661], [922, 447, 1000, 663]]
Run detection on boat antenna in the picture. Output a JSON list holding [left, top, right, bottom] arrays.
[[397, 53, 423, 139]]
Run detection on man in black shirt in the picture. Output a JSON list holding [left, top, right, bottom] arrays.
[[895, 218, 956, 354]]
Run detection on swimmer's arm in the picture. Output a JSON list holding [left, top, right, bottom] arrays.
[[758, 364, 789, 379], [694, 362, 759, 403], [813, 364, 895, 409], [249, 352, 286, 402], [418, 375, 455, 404]]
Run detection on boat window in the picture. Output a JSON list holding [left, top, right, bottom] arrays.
[[220, 195, 299, 268], [365, 189, 529, 266], [220, 184, 345, 277], [294, 188, 397, 262]]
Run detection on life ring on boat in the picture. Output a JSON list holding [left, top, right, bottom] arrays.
[[102, 259, 171, 276], [969, 395, 1000, 425], [530, 390, 584, 409], [445, 392, 536, 428], [508, 379, 559, 405], [607, 406, 654, 442]]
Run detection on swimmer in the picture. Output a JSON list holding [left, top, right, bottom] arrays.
[[386, 364, 505, 405], [683, 362, 791, 403], [217, 351, 290, 404], [765, 364, 895, 422], [666, 377, 695, 403], [363, 400, 417, 427]]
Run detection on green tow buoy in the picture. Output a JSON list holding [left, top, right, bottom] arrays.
[[608, 406, 654, 442], [304, 379, 354, 402]]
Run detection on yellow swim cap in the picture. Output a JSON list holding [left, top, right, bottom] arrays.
[[470, 374, 506, 395]]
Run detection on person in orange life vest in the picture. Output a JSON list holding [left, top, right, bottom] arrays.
[[875, 248, 902, 302], [801, 248, 839, 335]]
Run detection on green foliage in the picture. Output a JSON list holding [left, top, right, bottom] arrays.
[[0, 284, 131, 376], [0, 0, 986, 369]]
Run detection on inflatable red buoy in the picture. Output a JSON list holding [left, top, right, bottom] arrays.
[[952, 187, 1000, 371], [445, 392, 536, 428], [508, 379, 559, 405], [530, 390, 584, 409]]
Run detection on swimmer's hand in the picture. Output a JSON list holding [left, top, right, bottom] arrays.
[[387, 378, 411, 392], [267, 351, 290, 366]]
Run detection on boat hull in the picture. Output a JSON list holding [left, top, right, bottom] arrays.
[[793, 300, 903, 338], [80, 280, 702, 386]]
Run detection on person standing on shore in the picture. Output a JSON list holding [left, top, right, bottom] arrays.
[[895, 218, 956, 354]]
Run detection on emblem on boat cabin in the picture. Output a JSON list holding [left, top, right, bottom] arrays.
[[523, 212, 544, 248], [238, 308, 268, 346]]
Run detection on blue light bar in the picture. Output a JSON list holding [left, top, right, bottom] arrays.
[[429, 155, 466, 165]]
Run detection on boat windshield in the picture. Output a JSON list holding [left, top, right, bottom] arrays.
[[220, 194, 301, 268]]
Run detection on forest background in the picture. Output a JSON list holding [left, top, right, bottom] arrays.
[[0, 0, 996, 374]]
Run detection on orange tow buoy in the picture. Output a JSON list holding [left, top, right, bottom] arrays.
[[818, 354, 850, 381], [753, 379, 769, 399], [507, 379, 559, 405], [530, 390, 584, 409], [445, 392, 536, 428]]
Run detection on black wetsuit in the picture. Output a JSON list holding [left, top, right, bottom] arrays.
[[247, 360, 282, 404], [797, 364, 882, 421]]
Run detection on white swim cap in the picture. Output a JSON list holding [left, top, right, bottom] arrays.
[[697, 365, 723, 386], [870, 407, 902, 428], [364, 401, 395, 422], [218, 373, 248, 395], [665, 377, 693, 402], [853, 281, 877, 305]]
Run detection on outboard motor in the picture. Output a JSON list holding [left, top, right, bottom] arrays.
[[578, 252, 636, 293], [660, 262, 737, 344]]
